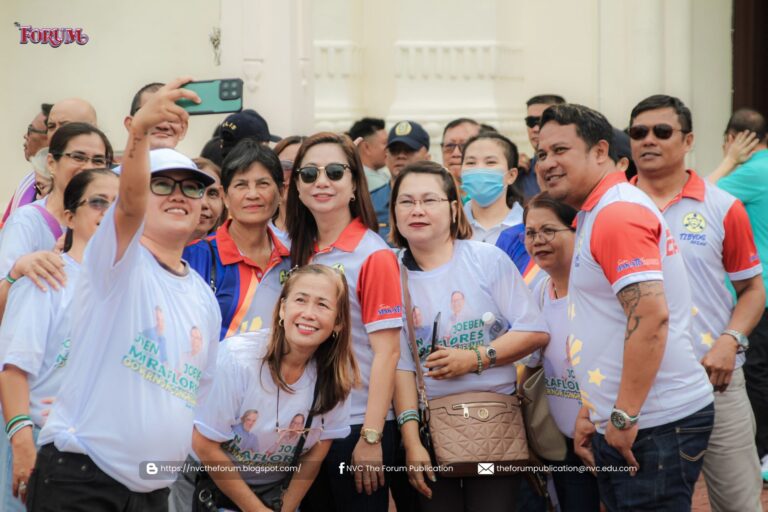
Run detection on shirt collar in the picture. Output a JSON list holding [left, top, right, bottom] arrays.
[[629, 169, 705, 208], [464, 202, 523, 228], [580, 172, 628, 212], [314, 217, 369, 254], [215, 219, 290, 267]]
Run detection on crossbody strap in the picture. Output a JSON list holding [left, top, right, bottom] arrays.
[[31, 204, 64, 241], [279, 378, 321, 493], [399, 261, 429, 409], [203, 238, 217, 293]]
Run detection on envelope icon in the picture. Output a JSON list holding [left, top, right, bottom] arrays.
[[477, 463, 494, 475]]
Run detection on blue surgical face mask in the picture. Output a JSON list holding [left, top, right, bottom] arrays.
[[460, 168, 506, 207]]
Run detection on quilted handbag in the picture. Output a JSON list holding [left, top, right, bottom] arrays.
[[400, 263, 530, 478]]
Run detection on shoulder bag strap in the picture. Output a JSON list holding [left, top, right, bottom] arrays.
[[203, 238, 217, 293], [399, 261, 429, 409], [279, 378, 321, 493], [31, 204, 64, 241]]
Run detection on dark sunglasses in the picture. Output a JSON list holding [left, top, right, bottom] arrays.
[[297, 163, 350, 184], [628, 124, 686, 141], [77, 196, 113, 212], [150, 176, 205, 199], [524, 116, 541, 129]]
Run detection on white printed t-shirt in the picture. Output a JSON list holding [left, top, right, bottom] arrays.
[[308, 219, 404, 425], [400, 240, 548, 399], [194, 331, 351, 485], [632, 171, 762, 368], [568, 172, 713, 433], [527, 278, 581, 438], [0, 254, 79, 427], [464, 201, 523, 245], [0, 198, 64, 277], [38, 204, 221, 492]]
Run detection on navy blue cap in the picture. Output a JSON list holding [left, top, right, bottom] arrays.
[[387, 121, 430, 150], [220, 109, 281, 147]]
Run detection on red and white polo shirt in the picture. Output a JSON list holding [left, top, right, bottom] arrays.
[[568, 172, 712, 432], [632, 170, 762, 368]]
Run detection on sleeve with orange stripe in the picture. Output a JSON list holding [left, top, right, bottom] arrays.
[[722, 199, 763, 280], [357, 249, 404, 333]]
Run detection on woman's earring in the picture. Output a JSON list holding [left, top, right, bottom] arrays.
[[350, 196, 356, 202], [330, 331, 338, 341], [278, 317, 284, 327]]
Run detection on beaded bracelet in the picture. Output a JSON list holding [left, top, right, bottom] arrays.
[[397, 410, 420, 428], [7, 420, 34, 441], [5, 414, 31, 434], [472, 347, 484, 375]]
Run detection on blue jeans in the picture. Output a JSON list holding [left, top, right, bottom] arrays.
[[593, 403, 714, 512]]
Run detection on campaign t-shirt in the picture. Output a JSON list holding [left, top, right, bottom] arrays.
[[568, 172, 713, 433], [464, 201, 523, 245], [194, 331, 351, 485], [308, 219, 404, 424], [0, 198, 64, 277], [184, 221, 291, 340], [399, 240, 548, 399], [526, 278, 581, 438], [633, 171, 762, 368], [38, 203, 221, 492], [0, 254, 79, 428]]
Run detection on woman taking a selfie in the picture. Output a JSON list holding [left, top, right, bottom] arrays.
[[192, 264, 358, 512], [286, 132, 403, 512]]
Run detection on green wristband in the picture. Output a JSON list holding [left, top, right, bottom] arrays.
[[5, 274, 17, 285], [5, 414, 31, 434], [472, 347, 483, 374]]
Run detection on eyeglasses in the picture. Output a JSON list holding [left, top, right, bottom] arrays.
[[297, 164, 350, 184], [150, 176, 206, 199], [628, 124, 687, 141], [77, 196, 113, 212], [441, 142, 465, 154], [525, 116, 542, 129], [27, 124, 47, 136], [525, 227, 572, 243], [55, 151, 110, 167], [395, 196, 451, 211], [280, 160, 294, 173]]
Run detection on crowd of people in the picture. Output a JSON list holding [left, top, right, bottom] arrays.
[[0, 77, 766, 512]]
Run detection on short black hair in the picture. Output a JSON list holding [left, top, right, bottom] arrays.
[[442, 118, 479, 140], [540, 103, 614, 150], [200, 136, 223, 167], [129, 82, 164, 116], [726, 108, 767, 143], [41, 103, 53, 122], [462, 132, 523, 207], [526, 95, 566, 107], [349, 118, 385, 141], [523, 192, 577, 229], [220, 138, 283, 192], [630, 94, 692, 133]]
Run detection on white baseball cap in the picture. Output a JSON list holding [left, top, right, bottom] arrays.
[[114, 148, 216, 187]]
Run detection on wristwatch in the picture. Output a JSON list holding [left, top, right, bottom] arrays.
[[722, 329, 749, 354], [485, 346, 497, 368], [610, 407, 640, 430], [360, 428, 382, 444]]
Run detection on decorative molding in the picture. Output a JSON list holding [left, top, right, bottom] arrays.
[[394, 41, 522, 80], [242, 58, 264, 92], [313, 40, 363, 79]]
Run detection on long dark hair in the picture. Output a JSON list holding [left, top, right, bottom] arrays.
[[264, 264, 360, 414], [285, 132, 378, 266], [62, 168, 118, 252], [389, 161, 473, 249]]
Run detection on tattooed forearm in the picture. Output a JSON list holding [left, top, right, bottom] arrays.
[[617, 281, 665, 343]]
